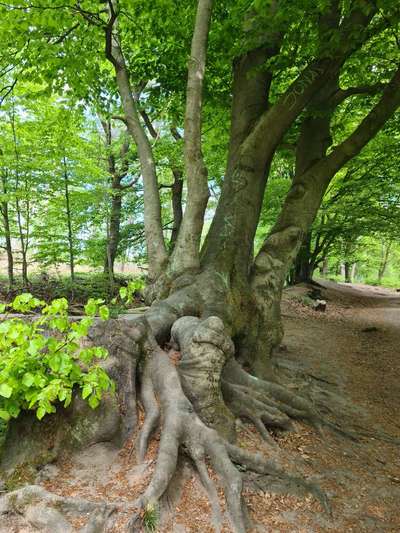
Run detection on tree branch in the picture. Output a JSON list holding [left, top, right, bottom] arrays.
[[243, 1, 377, 158], [325, 65, 400, 176], [140, 109, 158, 140], [331, 82, 387, 106]]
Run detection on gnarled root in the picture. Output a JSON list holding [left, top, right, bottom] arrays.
[[135, 340, 249, 533], [133, 317, 328, 531], [0, 310, 331, 532]]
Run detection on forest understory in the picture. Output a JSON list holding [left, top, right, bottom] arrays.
[[1, 280, 399, 533]]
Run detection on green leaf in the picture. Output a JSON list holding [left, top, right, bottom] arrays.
[[36, 406, 46, 420], [0, 410, 10, 421], [88, 394, 100, 409], [48, 354, 61, 372], [82, 384, 92, 399], [99, 305, 109, 321], [27, 337, 45, 355], [22, 373, 35, 387], [0, 383, 13, 398], [84, 298, 97, 317]]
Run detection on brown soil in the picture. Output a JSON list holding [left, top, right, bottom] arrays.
[[3, 280, 400, 532]]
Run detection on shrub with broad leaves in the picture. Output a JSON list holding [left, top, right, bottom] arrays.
[[0, 295, 113, 422]]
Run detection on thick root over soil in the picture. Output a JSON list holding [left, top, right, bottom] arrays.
[[0, 309, 331, 532], [131, 314, 329, 531]]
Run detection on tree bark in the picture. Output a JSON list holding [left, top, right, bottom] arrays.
[[170, 168, 183, 250], [378, 240, 391, 283], [101, 120, 131, 276], [344, 262, 352, 283], [62, 156, 75, 282], [169, 0, 213, 275], [0, 172, 14, 287], [11, 110, 29, 288], [292, 232, 314, 284], [201, 35, 282, 282], [104, 1, 167, 280], [320, 257, 329, 276]]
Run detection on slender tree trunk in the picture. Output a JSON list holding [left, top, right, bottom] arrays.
[[14, 199, 29, 288], [63, 157, 75, 282], [344, 262, 352, 283], [170, 168, 183, 250], [104, 4, 168, 280], [378, 241, 391, 283], [320, 257, 329, 276], [141, 122, 184, 253], [293, 232, 314, 284], [1, 174, 14, 287], [3, 211, 14, 288], [351, 262, 357, 281], [169, 0, 213, 274], [100, 119, 128, 277], [104, 183, 122, 275], [10, 105, 29, 287]]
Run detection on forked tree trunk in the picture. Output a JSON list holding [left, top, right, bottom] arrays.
[[245, 65, 400, 377], [5, 3, 399, 532]]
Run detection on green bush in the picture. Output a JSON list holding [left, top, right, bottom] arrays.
[[0, 293, 113, 423]]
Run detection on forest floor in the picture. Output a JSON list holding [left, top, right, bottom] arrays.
[[2, 280, 400, 532]]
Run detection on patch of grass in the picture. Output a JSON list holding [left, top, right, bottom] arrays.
[[143, 504, 158, 532], [364, 277, 400, 289]]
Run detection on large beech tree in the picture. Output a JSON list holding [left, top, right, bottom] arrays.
[[1, 0, 400, 531]]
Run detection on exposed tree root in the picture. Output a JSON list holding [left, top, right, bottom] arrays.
[[0, 309, 334, 532], [128, 315, 331, 531], [0, 485, 117, 532], [134, 340, 250, 533]]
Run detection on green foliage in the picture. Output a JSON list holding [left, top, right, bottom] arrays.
[[118, 278, 145, 304], [0, 0, 399, 293], [142, 504, 158, 533], [0, 293, 113, 422]]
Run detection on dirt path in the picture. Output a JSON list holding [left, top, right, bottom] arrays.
[[3, 281, 400, 532], [274, 280, 400, 532]]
